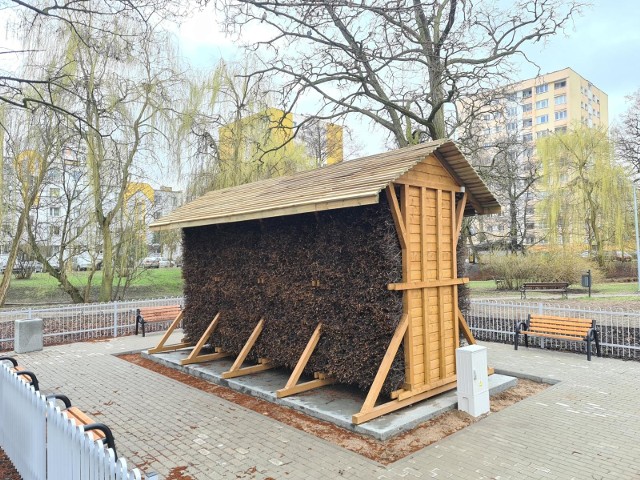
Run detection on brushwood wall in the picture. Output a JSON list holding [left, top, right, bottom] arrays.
[[182, 198, 405, 394]]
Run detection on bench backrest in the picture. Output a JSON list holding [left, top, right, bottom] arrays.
[[528, 314, 594, 338], [523, 282, 568, 288], [137, 305, 182, 321]]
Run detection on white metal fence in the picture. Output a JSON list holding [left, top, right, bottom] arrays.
[[0, 297, 184, 352], [0, 364, 142, 480], [468, 299, 640, 359]]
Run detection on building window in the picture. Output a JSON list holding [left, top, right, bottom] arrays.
[[554, 95, 567, 105], [536, 131, 549, 138], [536, 114, 549, 124], [507, 122, 518, 132], [535, 99, 548, 109], [49, 207, 61, 217], [49, 225, 60, 236], [555, 126, 567, 133], [484, 128, 491, 136], [522, 103, 532, 113], [522, 88, 532, 98], [483, 114, 491, 121], [507, 107, 518, 117], [554, 80, 567, 89], [50, 187, 61, 197], [535, 84, 549, 94], [522, 118, 533, 128], [522, 133, 533, 142], [555, 110, 568, 121]]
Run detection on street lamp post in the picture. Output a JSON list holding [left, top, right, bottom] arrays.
[[634, 185, 640, 292]]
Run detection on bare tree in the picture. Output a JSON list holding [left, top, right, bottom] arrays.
[[0, 0, 184, 119], [616, 89, 640, 174], [216, 0, 583, 146]]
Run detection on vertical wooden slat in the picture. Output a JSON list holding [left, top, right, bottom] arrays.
[[401, 185, 415, 389], [420, 187, 430, 386], [451, 191, 459, 353], [436, 189, 445, 379]]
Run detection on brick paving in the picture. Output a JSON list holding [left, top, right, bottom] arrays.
[[10, 332, 640, 479]]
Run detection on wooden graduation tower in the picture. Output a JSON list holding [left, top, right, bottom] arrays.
[[150, 139, 500, 424]]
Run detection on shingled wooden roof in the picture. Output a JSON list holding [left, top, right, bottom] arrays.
[[150, 139, 500, 231]]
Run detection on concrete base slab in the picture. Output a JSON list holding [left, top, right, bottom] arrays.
[[143, 349, 517, 440]]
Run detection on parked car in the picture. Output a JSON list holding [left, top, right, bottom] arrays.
[[73, 253, 103, 271], [0, 254, 9, 273], [142, 256, 160, 268], [13, 260, 44, 274], [158, 258, 174, 268]]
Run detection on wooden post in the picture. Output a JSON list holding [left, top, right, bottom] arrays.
[[222, 319, 274, 379], [181, 313, 232, 365], [148, 310, 192, 354], [276, 323, 336, 398]]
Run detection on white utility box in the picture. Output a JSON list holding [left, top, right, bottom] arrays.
[[456, 345, 490, 417]]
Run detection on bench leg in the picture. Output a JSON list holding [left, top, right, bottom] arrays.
[[524, 333, 529, 348], [594, 330, 602, 357], [135, 316, 140, 336], [586, 338, 592, 361], [514, 328, 519, 350], [141, 319, 146, 337]]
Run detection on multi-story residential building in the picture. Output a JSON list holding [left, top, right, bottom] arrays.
[[471, 67, 609, 251]]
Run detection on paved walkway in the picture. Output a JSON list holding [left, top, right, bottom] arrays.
[[10, 332, 640, 479]]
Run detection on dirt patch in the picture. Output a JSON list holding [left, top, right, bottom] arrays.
[[120, 354, 547, 464], [0, 448, 20, 480], [166, 465, 194, 480]]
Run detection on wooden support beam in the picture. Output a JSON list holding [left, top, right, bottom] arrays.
[[222, 360, 274, 379], [222, 319, 273, 379], [357, 314, 409, 415], [396, 375, 457, 401], [401, 185, 415, 389], [276, 323, 325, 398], [148, 311, 191, 354], [352, 379, 457, 425], [457, 309, 476, 345], [455, 192, 468, 240], [387, 278, 469, 290], [277, 378, 336, 398], [180, 313, 222, 365], [385, 185, 407, 250]]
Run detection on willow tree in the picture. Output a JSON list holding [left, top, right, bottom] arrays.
[[178, 60, 316, 200], [537, 127, 632, 266]]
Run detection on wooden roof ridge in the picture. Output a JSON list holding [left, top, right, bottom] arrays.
[[150, 139, 500, 231]]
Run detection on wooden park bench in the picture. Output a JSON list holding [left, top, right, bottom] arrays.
[[135, 304, 182, 337], [520, 282, 569, 299], [0, 356, 40, 391], [514, 314, 601, 361], [47, 394, 118, 459]]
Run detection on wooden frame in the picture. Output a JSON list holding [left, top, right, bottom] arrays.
[[222, 318, 275, 379], [276, 323, 335, 398], [147, 311, 192, 354], [354, 159, 482, 424], [180, 313, 232, 365]]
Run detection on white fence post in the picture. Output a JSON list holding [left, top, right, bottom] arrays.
[[113, 303, 119, 338]]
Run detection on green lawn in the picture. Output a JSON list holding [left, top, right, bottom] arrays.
[[469, 279, 639, 299], [4, 268, 184, 306]]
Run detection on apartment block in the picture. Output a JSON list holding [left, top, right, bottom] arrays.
[[472, 67, 609, 251]]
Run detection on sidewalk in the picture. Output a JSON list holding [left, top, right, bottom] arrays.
[[11, 332, 640, 479]]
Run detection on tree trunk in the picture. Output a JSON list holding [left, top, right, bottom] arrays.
[[0, 210, 27, 307], [99, 224, 114, 302]]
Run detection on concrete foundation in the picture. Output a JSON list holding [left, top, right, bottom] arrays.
[[143, 349, 517, 440], [15, 318, 43, 354]]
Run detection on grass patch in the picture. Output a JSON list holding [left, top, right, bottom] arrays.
[[469, 279, 639, 298], [4, 268, 184, 305]]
